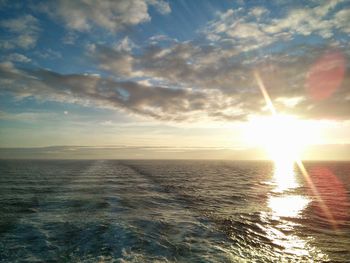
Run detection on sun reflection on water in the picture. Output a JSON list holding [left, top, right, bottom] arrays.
[[268, 195, 309, 218], [269, 159, 310, 218], [262, 159, 323, 259], [272, 159, 298, 193], [252, 70, 329, 260]]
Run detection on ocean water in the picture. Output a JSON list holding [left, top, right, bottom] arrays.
[[0, 160, 349, 262]]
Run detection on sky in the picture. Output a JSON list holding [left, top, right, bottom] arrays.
[[0, 0, 350, 159]]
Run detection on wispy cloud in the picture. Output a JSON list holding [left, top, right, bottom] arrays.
[[37, 0, 171, 32], [0, 14, 40, 49], [0, 145, 265, 160], [203, 1, 348, 51], [4, 53, 31, 63]]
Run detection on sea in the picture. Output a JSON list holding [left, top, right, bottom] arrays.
[[0, 160, 349, 262]]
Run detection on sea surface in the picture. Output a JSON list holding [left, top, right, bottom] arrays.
[[0, 160, 349, 262]]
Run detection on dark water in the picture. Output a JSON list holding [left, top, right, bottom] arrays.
[[0, 160, 349, 262]]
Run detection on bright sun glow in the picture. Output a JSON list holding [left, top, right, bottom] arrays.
[[244, 114, 320, 162]]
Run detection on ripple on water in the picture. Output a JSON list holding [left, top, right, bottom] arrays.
[[0, 160, 349, 262]]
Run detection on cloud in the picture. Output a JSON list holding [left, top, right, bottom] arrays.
[[0, 145, 267, 160], [148, 34, 177, 45], [2, 35, 349, 123], [38, 0, 171, 32], [101, 120, 113, 126], [34, 48, 62, 59], [88, 44, 135, 77], [147, 0, 171, 15], [62, 31, 78, 45], [0, 14, 40, 49], [0, 110, 62, 123], [88, 38, 350, 121], [114, 37, 137, 52], [0, 2, 349, 124], [262, 3, 340, 38], [93, 41, 246, 93], [1, 144, 349, 160], [0, 62, 224, 122], [5, 53, 31, 63], [203, 1, 348, 51], [334, 8, 350, 33], [249, 6, 269, 18]]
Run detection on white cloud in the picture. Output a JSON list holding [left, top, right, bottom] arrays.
[[35, 48, 62, 59], [6, 53, 31, 63], [226, 23, 266, 39], [0, 14, 40, 49], [0, 110, 54, 122], [147, 0, 171, 14], [40, 0, 171, 32], [249, 6, 269, 18], [148, 34, 177, 45], [114, 37, 137, 52], [62, 31, 78, 45], [334, 8, 350, 33], [101, 120, 113, 126], [263, 7, 334, 37], [275, 96, 305, 108], [204, 1, 347, 52]]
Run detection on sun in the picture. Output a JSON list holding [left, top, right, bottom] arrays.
[[244, 114, 317, 163]]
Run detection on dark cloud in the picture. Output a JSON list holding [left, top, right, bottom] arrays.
[[0, 62, 226, 122]]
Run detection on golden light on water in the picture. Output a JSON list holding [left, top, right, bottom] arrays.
[[268, 194, 309, 218], [268, 159, 310, 219], [262, 159, 314, 258], [272, 159, 298, 192]]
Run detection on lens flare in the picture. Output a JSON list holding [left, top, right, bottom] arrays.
[[306, 51, 345, 101], [307, 166, 350, 223]]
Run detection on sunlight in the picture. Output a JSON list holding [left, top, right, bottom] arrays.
[[264, 155, 312, 258], [273, 158, 298, 192], [269, 157, 310, 217], [269, 195, 310, 218], [245, 114, 319, 163]]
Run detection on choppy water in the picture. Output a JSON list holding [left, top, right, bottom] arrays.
[[0, 160, 349, 262]]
